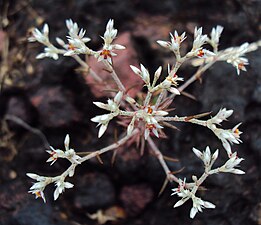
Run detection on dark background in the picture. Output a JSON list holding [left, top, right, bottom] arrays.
[[0, 0, 261, 225]]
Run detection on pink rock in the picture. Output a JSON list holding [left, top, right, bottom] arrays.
[[120, 184, 154, 216], [85, 32, 143, 98]]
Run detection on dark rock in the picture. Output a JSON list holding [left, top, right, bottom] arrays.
[[0, 180, 71, 225], [30, 86, 81, 128], [5, 95, 35, 131], [120, 184, 154, 216], [114, 146, 144, 180], [74, 172, 115, 210]]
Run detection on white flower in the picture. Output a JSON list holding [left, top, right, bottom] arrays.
[[231, 57, 249, 75], [93, 91, 123, 112], [130, 64, 151, 85], [66, 19, 91, 43], [54, 180, 74, 200], [27, 173, 51, 203], [36, 45, 60, 60], [96, 19, 125, 64], [192, 27, 208, 50], [158, 75, 183, 95], [225, 42, 250, 75], [208, 25, 223, 48], [172, 178, 215, 219], [210, 108, 234, 125], [144, 117, 163, 139], [220, 152, 245, 174], [103, 19, 117, 46], [192, 146, 219, 167], [91, 113, 115, 138], [213, 123, 242, 156], [46, 135, 81, 165], [190, 196, 215, 219], [142, 106, 168, 140], [28, 24, 49, 45], [157, 30, 186, 52], [46, 146, 65, 165], [134, 105, 168, 140], [172, 179, 191, 207], [92, 92, 123, 138], [64, 19, 91, 56]]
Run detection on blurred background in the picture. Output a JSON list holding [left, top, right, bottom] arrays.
[[0, 0, 261, 225]]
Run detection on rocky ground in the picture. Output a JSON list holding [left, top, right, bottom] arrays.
[[0, 0, 261, 225]]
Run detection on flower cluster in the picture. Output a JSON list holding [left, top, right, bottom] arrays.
[[96, 19, 125, 64], [172, 146, 244, 218], [157, 30, 186, 52], [172, 178, 216, 219], [27, 135, 81, 202], [91, 91, 123, 137], [27, 19, 261, 219], [206, 108, 242, 156], [29, 19, 125, 64], [28, 24, 61, 60]]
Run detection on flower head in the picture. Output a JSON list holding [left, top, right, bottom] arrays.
[[27, 173, 51, 203], [192, 146, 219, 167], [210, 108, 234, 125], [220, 152, 245, 174], [157, 30, 186, 52], [192, 27, 208, 50], [96, 19, 125, 64], [225, 42, 250, 75], [54, 180, 74, 200], [208, 25, 224, 49], [28, 24, 50, 45], [172, 178, 215, 219], [190, 196, 215, 219]]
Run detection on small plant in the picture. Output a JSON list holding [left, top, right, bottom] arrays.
[[27, 19, 260, 219]]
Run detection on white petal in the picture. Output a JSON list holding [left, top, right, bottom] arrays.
[[113, 44, 126, 50], [93, 102, 109, 110], [43, 24, 49, 35], [56, 37, 65, 46], [157, 40, 170, 48], [212, 149, 219, 162], [190, 207, 198, 219], [98, 124, 108, 138], [26, 173, 39, 180], [203, 201, 216, 209], [114, 91, 123, 105], [64, 134, 70, 151], [230, 169, 245, 174], [130, 65, 141, 75], [174, 199, 187, 208], [192, 148, 203, 158], [54, 187, 60, 200], [64, 182, 74, 189]]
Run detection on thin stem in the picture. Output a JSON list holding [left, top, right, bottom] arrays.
[[79, 129, 139, 163], [103, 61, 126, 92], [191, 171, 209, 195], [178, 61, 215, 93], [4, 114, 50, 148], [147, 136, 180, 183], [144, 91, 152, 107], [72, 55, 103, 82], [159, 115, 207, 127], [154, 90, 166, 109]]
